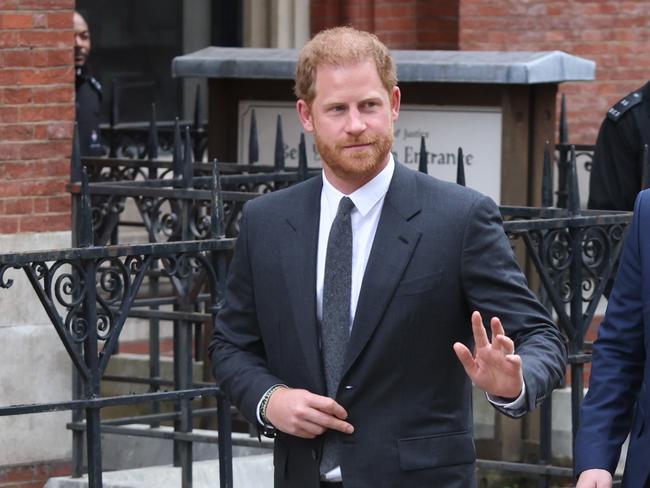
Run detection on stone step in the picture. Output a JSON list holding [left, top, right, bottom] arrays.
[[45, 453, 274, 488]]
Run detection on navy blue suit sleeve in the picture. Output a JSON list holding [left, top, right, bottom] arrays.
[[208, 203, 284, 424], [575, 191, 646, 475], [460, 195, 567, 418]]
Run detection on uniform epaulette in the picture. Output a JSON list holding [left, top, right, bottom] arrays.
[[607, 90, 642, 121], [89, 76, 103, 99]]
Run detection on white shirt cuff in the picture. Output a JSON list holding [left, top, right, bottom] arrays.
[[256, 384, 286, 425], [486, 381, 526, 409]]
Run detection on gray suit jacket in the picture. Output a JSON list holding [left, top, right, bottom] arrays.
[[210, 162, 566, 488]]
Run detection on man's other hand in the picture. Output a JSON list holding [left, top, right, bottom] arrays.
[[453, 311, 524, 399], [576, 469, 613, 488], [266, 388, 355, 439]]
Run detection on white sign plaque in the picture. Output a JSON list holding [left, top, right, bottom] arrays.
[[238, 101, 502, 203]]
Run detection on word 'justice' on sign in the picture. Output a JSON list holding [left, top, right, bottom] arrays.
[[238, 101, 502, 203]]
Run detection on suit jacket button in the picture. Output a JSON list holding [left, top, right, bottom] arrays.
[[311, 448, 318, 460], [344, 385, 355, 390]]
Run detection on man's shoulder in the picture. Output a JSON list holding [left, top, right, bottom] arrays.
[[606, 83, 648, 122], [636, 188, 650, 213], [88, 76, 102, 96]]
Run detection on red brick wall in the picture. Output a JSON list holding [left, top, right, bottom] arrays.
[[0, 0, 74, 235], [311, 0, 460, 50], [416, 0, 460, 50], [459, 0, 650, 145], [0, 460, 71, 488]]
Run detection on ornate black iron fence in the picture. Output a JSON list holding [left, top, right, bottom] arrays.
[[0, 160, 237, 488], [99, 84, 208, 161], [84, 107, 316, 248]]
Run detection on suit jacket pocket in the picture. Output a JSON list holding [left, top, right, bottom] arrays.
[[393, 271, 442, 297], [398, 430, 475, 471]]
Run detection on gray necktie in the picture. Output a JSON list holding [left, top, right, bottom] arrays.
[[320, 196, 355, 475]]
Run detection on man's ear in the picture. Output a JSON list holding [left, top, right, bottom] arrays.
[[390, 86, 401, 122], [296, 99, 314, 132]]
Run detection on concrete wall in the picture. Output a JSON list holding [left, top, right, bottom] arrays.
[[0, 231, 73, 465]]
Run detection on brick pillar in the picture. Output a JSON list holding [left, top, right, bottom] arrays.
[[0, 0, 75, 476], [0, 0, 74, 234]]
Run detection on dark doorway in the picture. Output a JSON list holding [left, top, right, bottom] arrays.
[[75, 0, 242, 124]]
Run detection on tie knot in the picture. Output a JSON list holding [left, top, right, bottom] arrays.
[[337, 196, 355, 217]]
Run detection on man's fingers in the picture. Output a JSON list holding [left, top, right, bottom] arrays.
[[490, 316, 506, 337], [293, 407, 354, 436], [316, 413, 354, 434], [294, 419, 327, 438], [471, 311, 489, 348], [309, 394, 348, 419], [453, 342, 476, 374], [306, 393, 354, 433], [505, 354, 522, 368], [494, 333, 515, 354]]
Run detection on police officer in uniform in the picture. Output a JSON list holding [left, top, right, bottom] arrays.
[[588, 82, 650, 210], [74, 11, 104, 156]]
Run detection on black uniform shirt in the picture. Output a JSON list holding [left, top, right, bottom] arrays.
[[75, 65, 104, 156], [588, 81, 650, 210]]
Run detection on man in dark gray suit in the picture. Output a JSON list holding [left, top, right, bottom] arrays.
[[209, 26, 566, 488]]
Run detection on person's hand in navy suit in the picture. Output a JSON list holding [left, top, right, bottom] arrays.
[[266, 388, 354, 439], [576, 469, 612, 488], [453, 311, 524, 399]]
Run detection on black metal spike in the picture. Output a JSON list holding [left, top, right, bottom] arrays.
[[418, 136, 428, 174], [210, 159, 225, 238], [642, 144, 650, 190], [71, 122, 82, 181], [80, 167, 93, 247], [298, 133, 308, 181], [147, 103, 159, 161], [172, 117, 182, 180], [456, 147, 466, 186], [568, 145, 580, 215], [559, 93, 568, 144], [248, 109, 259, 164], [274, 114, 285, 171], [542, 141, 553, 207], [183, 126, 194, 188]]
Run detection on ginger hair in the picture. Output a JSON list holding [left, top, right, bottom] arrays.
[[294, 26, 397, 104]]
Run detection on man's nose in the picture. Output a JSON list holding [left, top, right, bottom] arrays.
[[345, 108, 366, 134]]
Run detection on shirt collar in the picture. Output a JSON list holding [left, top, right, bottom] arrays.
[[322, 154, 395, 216]]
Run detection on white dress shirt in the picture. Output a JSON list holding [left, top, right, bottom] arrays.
[[316, 157, 395, 327]]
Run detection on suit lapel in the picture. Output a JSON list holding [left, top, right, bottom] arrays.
[[280, 176, 326, 393], [342, 164, 422, 379]]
